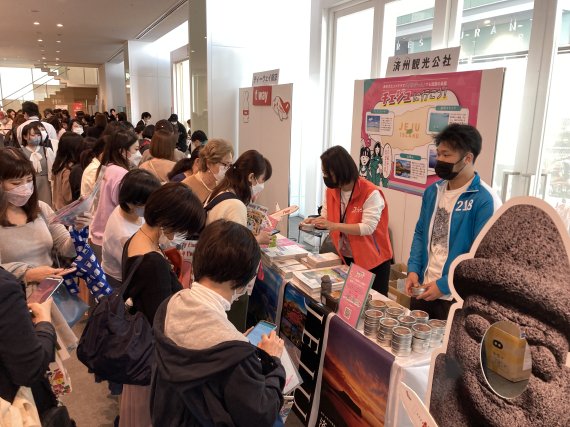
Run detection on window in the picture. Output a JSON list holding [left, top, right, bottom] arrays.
[[395, 7, 435, 55], [173, 59, 191, 129], [458, 2, 534, 191], [538, 2, 570, 230], [328, 7, 375, 151]]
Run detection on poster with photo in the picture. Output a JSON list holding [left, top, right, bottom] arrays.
[[360, 71, 483, 195], [316, 316, 395, 426], [246, 264, 284, 328]]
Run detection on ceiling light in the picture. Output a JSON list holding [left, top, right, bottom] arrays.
[[55, 58, 59, 60], [57, 23, 63, 27], [56, 50, 60, 53], [483, 19, 491, 24], [37, 38, 43, 42], [55, 63, 59, 66], [34, 21, 40, 25], [42, 56, 46, 59], [56, 40, 61, 43]]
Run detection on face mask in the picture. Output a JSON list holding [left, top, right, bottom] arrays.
[[251, 179, 264, 196], [40, 130, 48, 141], [5, 181, 34, 207], [231, 275, 256, 304], [73, 127, 83, 135], [28, 135, 42, 147], [435, 157, 466, 181], [323, 176, 337, 189], [134, 206, 145, 217], [211, 165, 229, 183], [130, 150, 142, 166], [171, 121, 177, 126]]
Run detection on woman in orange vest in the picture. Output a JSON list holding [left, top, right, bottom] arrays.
[[302, 145, 393, 295]]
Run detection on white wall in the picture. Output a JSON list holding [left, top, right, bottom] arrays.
[[103, 61, 126, 112], [205, 0, 312, 213], [125, 40, 172, 124]]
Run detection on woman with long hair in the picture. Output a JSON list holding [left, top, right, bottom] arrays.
[[51, 131, 83, 210], [20, 121, 55, 206], [89, 129, 138, 259], [0, 147, 76, 288]]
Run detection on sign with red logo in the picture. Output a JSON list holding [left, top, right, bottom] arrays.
[[252, 86, 272, 106]]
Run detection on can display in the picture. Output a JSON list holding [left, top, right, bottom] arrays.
[[391, 326, 413, 357], [410, 310, 429, 323], [397, 315, 416, 328], [363, 309, 384, 336], [377, 318, 399, 346], [428, 319, 446, 348], [386, 307, 405, 319]]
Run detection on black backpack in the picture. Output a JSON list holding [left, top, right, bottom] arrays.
[[204, 191, 240, 214], [76, 255, 153, 385]]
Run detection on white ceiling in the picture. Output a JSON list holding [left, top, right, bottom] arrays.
[[0, 0, 189, 68]]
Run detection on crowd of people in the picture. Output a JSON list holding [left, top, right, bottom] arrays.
[[0, 99, 500, 426]]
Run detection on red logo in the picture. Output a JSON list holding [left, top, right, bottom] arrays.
[[253, 86, 272, 106]]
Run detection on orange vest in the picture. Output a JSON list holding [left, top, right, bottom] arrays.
[[325, 178, 392, 270]]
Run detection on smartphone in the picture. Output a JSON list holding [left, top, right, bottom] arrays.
[[28, 276, 64, 304], [269, 229, 280, 236], [247, 320, 277, 346]]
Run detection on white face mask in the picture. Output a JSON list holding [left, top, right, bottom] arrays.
[[5, 181, 34, 207], [28, 135, 42, 147], [230, 275, 256, 304], [73, 126, 83, 135], [211, 165, 229, 183], [134, 206, 145, 217], [251, 179, 264, 197], [130, 150, 142, 166], [40, 130, 48, 141]]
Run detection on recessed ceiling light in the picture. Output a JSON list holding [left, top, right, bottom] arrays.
[[56, 40, 61, 43], [56, 50, 60, 53], [55, 63, 59, 65], [42, 56, 46, 59], [484, 19, 491, 24], [34, 21, 40, 25], [55, 58, 59, 60], [37, 38, 43, 42], [57, 23, 63, 27], [41, 50, 45, 52]]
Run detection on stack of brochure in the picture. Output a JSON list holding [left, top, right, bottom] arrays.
[[271, 259, 308, 279], [291, 265, 349, 298], [304, 252, 343, 269], [261, 245, 310, 262]]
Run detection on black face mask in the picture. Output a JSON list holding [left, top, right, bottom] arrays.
[[435, 157, 466, 181], [323, 176, 337, 189]]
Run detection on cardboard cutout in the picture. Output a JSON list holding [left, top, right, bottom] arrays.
[[426, 197, 570, 426]]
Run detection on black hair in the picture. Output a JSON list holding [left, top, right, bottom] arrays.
[[0, 147, 40, 225], [142, 124, 155, 139], [210, 149, 271, 205], [117, 112, 128, 122], [434, 124, 482, 162], [141, 112, 151, 119], [46, 115, 61, 132], [190, 130, 207, 143], [167, 158, 195, 181], [154, 120, 173, 134], [79, 137, 102, 170], [320, 145, 359, 186], [70, 119, 83, 132], [21, 101, 40, 118], [52, 132, 83, 175], [144, 183, 205, 238], [119, 169, 161, 213], [360, 146, 371, 159], [193, 219, 260, 290], [373, 142, 381, 156], [97, 129, 137, 177], [110, 108, 116, 114], [134, 123, 145, 134], [6, 109, 15, 116], [168, 114, 178, 122], [20, 121, 43, 146]]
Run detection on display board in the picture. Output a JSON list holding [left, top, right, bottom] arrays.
[[238, 84, 293, 233], [351, 69, 505, 263]]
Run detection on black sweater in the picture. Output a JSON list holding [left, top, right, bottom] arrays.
[[0, 269, 56, 404], [151, 299, 285, 427]]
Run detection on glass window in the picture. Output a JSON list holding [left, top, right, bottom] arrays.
[[395, 7, 435, 55], [0, 67, 34, 102], [173, 59, 191, 130], [329, 7, 374, 151], [458, 2, 534, 191], [538, 2, 570, 230]]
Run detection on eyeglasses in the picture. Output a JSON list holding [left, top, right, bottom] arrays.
[[219, 161, 232, 168]]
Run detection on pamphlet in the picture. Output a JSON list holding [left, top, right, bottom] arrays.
[[337, 263, 375, 328], [281, 345, 303, 395]]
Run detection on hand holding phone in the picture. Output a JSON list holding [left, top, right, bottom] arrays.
[[27, 277, 64, 304], [246, 320, 277, 346], [258, 330, 284, 358]]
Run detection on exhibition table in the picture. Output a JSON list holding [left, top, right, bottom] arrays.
[[248, 262, 434, 427]]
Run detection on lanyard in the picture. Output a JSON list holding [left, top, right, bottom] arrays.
[[339, 184, 356, 224]]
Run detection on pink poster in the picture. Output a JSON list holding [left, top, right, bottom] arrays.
[[337, 263, 374, 328], [360, 71, 483, 195]]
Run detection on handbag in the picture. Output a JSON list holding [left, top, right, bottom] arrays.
[[76, 255, 154, 385], [0, 387, 41, 427]]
